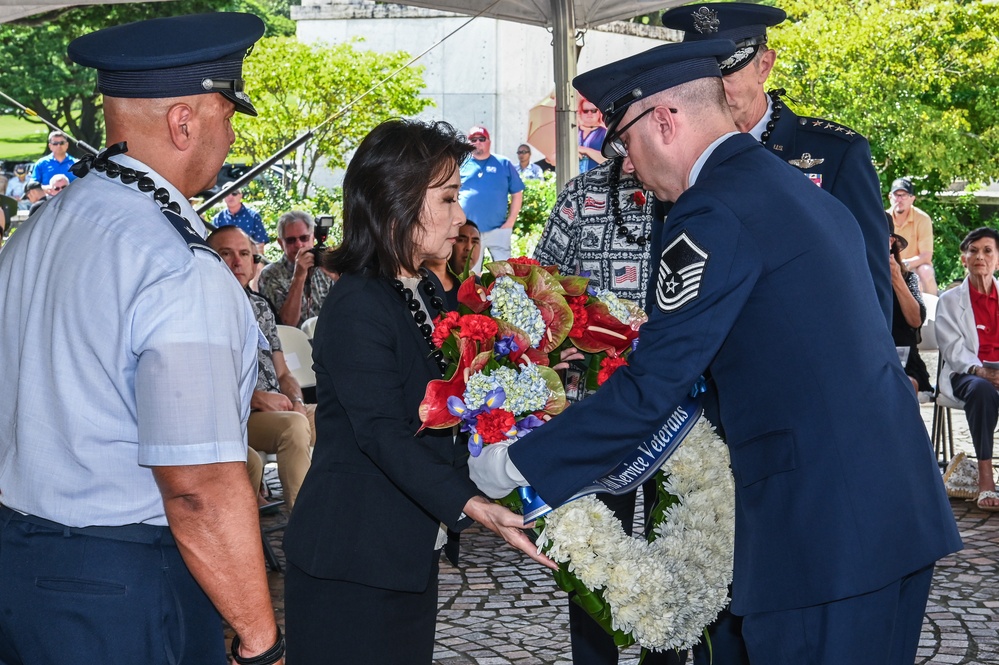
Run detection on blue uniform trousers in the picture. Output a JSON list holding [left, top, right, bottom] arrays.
[[951, 373, 999, 460], [741, 564, 933, 665], [0, 506, 224, 665]]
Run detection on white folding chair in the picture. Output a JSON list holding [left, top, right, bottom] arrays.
[[276, 325, 316, 389], [918, 293, 938, 352], [300, 316, 319, 340]]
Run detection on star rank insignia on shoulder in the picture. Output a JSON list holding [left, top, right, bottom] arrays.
[[788, 152, 825, 169], [802, 116, 864, 142]]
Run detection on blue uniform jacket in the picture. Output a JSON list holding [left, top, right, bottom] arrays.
[[766, 102, 891, 327], [509, 133, 961, 616]]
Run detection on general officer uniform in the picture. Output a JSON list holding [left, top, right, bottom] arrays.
[[662, 3, 892, 329], [472, 41, 962, 665], [0, 14, 264, 664]]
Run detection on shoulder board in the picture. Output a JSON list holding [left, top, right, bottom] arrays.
[[796, 116, 864, 142]]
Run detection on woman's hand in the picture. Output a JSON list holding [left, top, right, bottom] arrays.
[[890, 256, 908, 293], [552, 346, 584, 372], [462, 495, 558, 571]]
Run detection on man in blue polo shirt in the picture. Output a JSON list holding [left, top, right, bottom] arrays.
[[31, 131, 77, 186], [459, 125, 523, 270], [212, 186, 269, 247]]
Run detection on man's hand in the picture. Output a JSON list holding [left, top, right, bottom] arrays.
[[977, 366, 999, 390], [251, 390, 294, 412], [462, 495, 558, 570], [292, 246, 315, 280], [468, 441, 527, 499]]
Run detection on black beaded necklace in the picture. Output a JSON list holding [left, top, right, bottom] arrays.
[[390, 267, 448, 374], [760, 88, 785, 147], [608, 158, 651, 247]]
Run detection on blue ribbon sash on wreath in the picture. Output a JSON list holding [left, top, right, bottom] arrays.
[[519, 391, 704, 523]]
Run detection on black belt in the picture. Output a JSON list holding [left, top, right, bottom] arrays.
[[0, 505, 174, 545]]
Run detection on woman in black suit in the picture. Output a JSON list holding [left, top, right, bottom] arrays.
[[283, 119, 555, 664]]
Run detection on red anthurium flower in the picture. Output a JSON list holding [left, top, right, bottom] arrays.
[[632, 190, 647, 207], [558, 275, 591, 298], [419, 337, 476, 430], [456, 275, 491, 313], [570, 301, 640, 356]]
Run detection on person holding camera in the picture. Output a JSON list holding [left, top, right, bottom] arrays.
[[258, 209, 334, 327]]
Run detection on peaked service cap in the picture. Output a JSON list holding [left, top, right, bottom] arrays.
[[662, 3, 787, 73], [68, 12, 265, 116], [573, 39, 735, 152]]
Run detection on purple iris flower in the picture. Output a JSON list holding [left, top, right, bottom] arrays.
[[515, 414, 545, 438], [493, 335, 520, 358]]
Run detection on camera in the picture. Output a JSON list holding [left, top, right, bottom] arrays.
[[305, 214, 335, 299]]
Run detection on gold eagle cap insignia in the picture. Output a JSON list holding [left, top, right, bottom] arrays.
[[788, 153, 825, 169], [691, 7, 720, 34]]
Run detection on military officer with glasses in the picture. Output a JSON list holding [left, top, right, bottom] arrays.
[[470, 38, 961, 665], [0, 13, 285, 665], [661, 2, 891, 329]]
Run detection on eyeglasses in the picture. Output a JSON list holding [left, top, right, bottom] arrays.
[[580, 108, 600, 114], [605, 106, 677, 158], [469, 136, 488, 143], [516, 150, 530, 154], [283, 234, 311, 244], [226, 191, 242, 197], [50, 185, 66, 192], [891, 191, 912, 199], [48, 141, 68, 146]]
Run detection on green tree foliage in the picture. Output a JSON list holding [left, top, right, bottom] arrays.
[[234, 37, 433, 196], [772, 0, 999, 282], [0, 1, 292, 155], [512, 173, 558, 258]]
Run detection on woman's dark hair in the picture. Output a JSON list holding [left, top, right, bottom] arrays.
[[324, 119, 473, 278], [960, 227, 999, 252]]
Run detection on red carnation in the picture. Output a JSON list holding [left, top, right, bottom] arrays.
[[476, 409, 517, 443], [458, 314, 499, 344], [568, 301, 589, 338], [597, 356, 628, 386], [431, 311, 461, 348], [631, 191, 647, 207], [508, 257, 541, 267]]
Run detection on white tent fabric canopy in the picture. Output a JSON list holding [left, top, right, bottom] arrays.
[[0, 1, 160, 24]]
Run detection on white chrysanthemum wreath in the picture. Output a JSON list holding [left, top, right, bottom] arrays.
[[539, 417, 735, 652]]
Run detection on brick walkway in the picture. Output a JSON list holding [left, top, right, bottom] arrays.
[[256, 351, 999, 664]]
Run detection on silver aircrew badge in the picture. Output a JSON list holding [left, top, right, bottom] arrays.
[[788, 153, 825, 169], [691, 7, 720, 34]]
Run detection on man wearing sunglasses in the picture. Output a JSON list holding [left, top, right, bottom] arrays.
[[458, 125, 524, 271], [30, 130, 77, 187], [258, 209, 333, 327]]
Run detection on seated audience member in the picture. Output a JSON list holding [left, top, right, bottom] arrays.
[[22, 181, 45, 214], [208, 225, 316, 509], [447, 220, 481, 276], [6, 164, 29, 204], [888, 177, 937, 295], [212, 186, 268, 247], [889, 219, 931, 400], [28, 175, 70, 216], [258, 210, 333, 326], [936, 227, 999, 512]]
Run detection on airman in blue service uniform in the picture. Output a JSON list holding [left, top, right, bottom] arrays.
[[0, 13, 286, 665], [662, 3, 892, 329], [470, 39, 961, 665]]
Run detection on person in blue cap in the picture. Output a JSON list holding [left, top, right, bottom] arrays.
[[0, 13, 285, 665], [662, 3, 891, 331], [469, 39, 962, 665]]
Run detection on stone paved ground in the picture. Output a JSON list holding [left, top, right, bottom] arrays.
[[256, 351, 999, 664]]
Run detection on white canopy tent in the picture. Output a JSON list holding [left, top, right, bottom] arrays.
[[1, 0, 689, 187], [384, 1, 687, 187]]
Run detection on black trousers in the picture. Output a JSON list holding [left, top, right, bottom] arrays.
[[285, 558, 440, 665]]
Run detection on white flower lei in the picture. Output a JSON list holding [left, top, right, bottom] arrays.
[[539, 417, 735, 652]]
